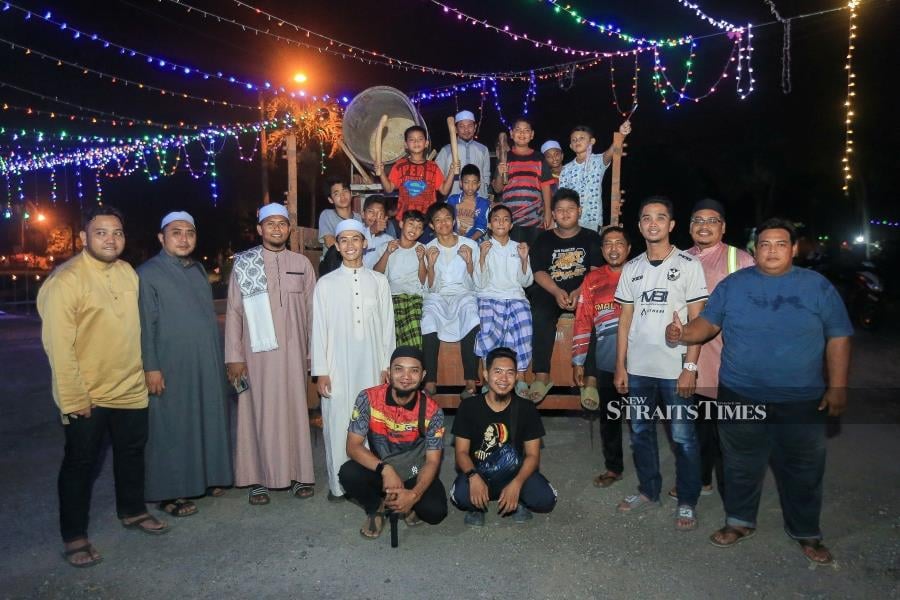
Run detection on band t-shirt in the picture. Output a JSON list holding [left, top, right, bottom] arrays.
[[451, 394, 545, 463], [529, 227, 603, 307], [614, 247, 709, 380], [388, 158, 444, 221]]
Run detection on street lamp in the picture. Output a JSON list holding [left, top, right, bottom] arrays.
[[293, 73, 308, 84]]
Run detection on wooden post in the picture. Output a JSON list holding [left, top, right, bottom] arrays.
[[259, 91, 270, 205], [608, 132, 625, 227], [286, 134, 299, 252]]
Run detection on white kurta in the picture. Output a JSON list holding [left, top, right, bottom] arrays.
[[422, 236, 481, 342], [477, 238, 534, 300], [311, 264, 395, 495]]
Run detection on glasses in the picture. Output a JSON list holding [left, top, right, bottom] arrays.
[[690, 217, 722, 225]]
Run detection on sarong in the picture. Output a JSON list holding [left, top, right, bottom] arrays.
[[474, 298, 533, 371], [393, 293, 423, 349]]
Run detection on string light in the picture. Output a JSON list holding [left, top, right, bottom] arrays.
[[49, 166, 56, 202], [735, 24, 755, 99], [94, 169, 103, 205], [652, 36, 741, 107], [674, 0, 741, 32], [540, 0, 694, 46], [842, 1, 859, 195], [869, 219, 899, 228], [610, 53, 639, 117]]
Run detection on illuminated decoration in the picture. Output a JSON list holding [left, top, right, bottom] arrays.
[[49, 167, 56, 202], [94, 170, 103, 205], [538, 0, 694, 46], [0, 37, 259, 111], [842, 1, 859, 195], [763, 0, 792, 94], [674, 0, 741, 33], [264, 97, 343, 174], [76, 166, 83, 206], [735, 24, 755, 99], [651, 36, 740, 108], [610, 53, 639, 117], [488, 73, 537, 129], [869, 219, 900, 228]]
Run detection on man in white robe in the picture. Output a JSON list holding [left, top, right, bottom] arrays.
[[312, 219, 396, 500]]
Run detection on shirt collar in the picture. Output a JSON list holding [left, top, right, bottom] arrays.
[[80, 249, 118, 271], [690, 241, 725, 257], [158, 249, 195, 268]]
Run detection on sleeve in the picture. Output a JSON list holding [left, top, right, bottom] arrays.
[[388, 159, 404, 190], [310, 281, 329, 376], [479, 147, 491, 192], [473, 198, 489, 235], [572, 277, 596, 366], [347, 391, 371, 437], [317, 210, 334, 244], [586, 232, 603, 270], [539, 156, 554, 186], [818, 279, 854, 338], [558, 163, 573, 189], [431, 160, 445, 189], [303, 257, 317, 349], [518, 252, 534, 288], [519, 400, 546, 441], [425, 405, 445, 451], [529, 234, 551, 274], [614, 264, 634, 304], [36, 274, 92, 414], [468, 239, 483, 289], [223, 269, 246, 363], [379, 276, 396, 371], [685, 259, 709, 304], [700, 277, 728, 327], [739, 249, 756, 269], [137, 271, 161, 372]]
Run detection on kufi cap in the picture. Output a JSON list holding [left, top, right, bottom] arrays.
[[454, 110, 476, 123], [258, 203, 289, 223], [160, 211, 195, 230], [540, 140, 562, 154], [334, 219, 367, 238], [691, 198, 726, 220]]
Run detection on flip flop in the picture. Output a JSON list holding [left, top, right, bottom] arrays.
[[121, 514, 169, 535], [515, 380, 530, 398], [360, 513, 385, 539], [798, 539, 835, 566], [675, 505, 698, 531], [62, 543, 103, 569], [291, 482, 315, 499], [617, 494, 660, 514], [580, 386, 600, 411], [528, 380, 554, 404], [157, 498, 197, 517], [593, 472, 623, 488], [709, 525, 757, 548]]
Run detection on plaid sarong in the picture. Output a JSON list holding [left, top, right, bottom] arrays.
[[393, 294, 424, 349], [475, 298, 533, 371]]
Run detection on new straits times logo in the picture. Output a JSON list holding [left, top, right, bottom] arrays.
[[609, 397, 768, 421]]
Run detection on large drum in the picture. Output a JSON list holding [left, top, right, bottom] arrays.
[[342, 86, 428, 167]]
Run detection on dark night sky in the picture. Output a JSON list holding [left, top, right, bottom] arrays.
[[1, 0, 898, 260]]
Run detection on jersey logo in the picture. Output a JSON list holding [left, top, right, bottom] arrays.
[[403, 180, 427, 198], [640, 289, 669, 303], [631, 274, 643, 282], [667, 267, 681, 281]]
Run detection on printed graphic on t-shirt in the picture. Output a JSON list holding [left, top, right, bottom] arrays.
[[548, 247, 587, 282], [474, 422, 509, 461], [403, 179, 427, 198], [638, 288, 670, 318]]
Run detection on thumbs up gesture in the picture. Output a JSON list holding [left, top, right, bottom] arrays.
[[665, 311, 684, 345]]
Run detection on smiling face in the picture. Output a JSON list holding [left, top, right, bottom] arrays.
[[430, 207, 455, 237], [552, 198, 581, 230], [363, 202, 386, 229], [484, 356, 517, 397], [638, 203, 675, 244], [510, 120, 535, 148], [755, 228, 797, 276], [489, 207, 513, 239], [400, 218, 424, 242], [405, 130, 428, 156], [455, 119, 476, 142], [389, 357, 425, 396], [543, 148, 563, 170], [159, 220, 197, 258], [336, 230, 367, 264], [257, 216, 290, 251], [690, 209, 725, 250], [81, 215, 125, 263], [601, 231, 630, 268]]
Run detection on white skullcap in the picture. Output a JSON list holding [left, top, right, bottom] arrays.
[[257, 203, 289, 223], [334, 219, 367, 238], [454, 110, 476, 123], [540, 140, 562, 154], [160, 211, 195, 230]]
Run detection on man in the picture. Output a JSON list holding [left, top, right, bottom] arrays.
[[339, 346, 447, 538], [528, 188, 603, 403], [685, 199, 754, 499], [666, 218, 852, 566], [613, 196, 707, 531], [318, 177, 361, 251], [436, 110, 492, 198], [312, 219, 395, 501], [225, 203, 317, 505], [572, 226, 631, 488], [38, 205, 168, 569], [450, 347, 557, 526], [138, 211, 233, 517]]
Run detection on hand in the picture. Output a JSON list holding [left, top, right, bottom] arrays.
[[451, 160, 461, 175], [415, 244, 426, 261], [676, 369, 697, 398], [374, 213, 388, 235], [373, 161, 384, 176], [385, 239, 400, 255], [426, 246, 440, 265], [517, 242, 529, 261], [380, 370, 389, 384], [573, 365, 585, 387], [614, 366, 628, 395], [380, 464, 403, 492], [543, 213, 555, 231], [144, 370, 165, 396], [553, 289, 570, 310], [70, 405, 93, 418], [819, 387, 848, 417], [496, 162, 508, 176], [226, 362, 247, 384], [619, 120, 632, 136], [567, 289, 581, 310], [458, 244, 473, 265], [666, 311, 684, 345], [479, 239, 493, 259], [468, 473, 489, 510], [497, 479, 523, 515], [317, 375, 332, 398], [384, 487, 418, 514]]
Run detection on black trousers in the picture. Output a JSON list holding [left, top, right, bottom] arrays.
[[423, 328, 479, 384], [531, 299, 567, 375], [58, 406, 149, 542], [338, 460, 448, 524], [695, 394, 725, 495], [594, 370, 625, 475], [510, 224, 542, 247]]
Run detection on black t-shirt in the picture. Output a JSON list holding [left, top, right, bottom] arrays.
[[451, 394, 545, 464], [530, 227, 603, 298]]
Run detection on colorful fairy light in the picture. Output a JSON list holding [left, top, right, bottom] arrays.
[[539, 0, 694, 47], [842, 1, 859, 195], [49, 167, 56, 202], [94, 169, 103, 205], [674, 0, 741, 33], [609, 53, 639, 117]]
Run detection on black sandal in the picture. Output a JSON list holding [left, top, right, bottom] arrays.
[[121, 514, 170, 535], [360, 512, 384, 539], [290, 482, 315, 499], [248, 485, 270, 505], [158, 498, 197, 517]]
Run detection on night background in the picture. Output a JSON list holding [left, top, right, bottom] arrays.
[[1, 0, 898, 267]]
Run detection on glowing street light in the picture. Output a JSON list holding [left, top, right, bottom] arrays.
[[293, 73, 308, 84], [36, 212, 46, 222]]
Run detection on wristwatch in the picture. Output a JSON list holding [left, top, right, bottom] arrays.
[[375, 462, 386, 475], [683, 362, 698, 372], [465, 469, 478, 479]]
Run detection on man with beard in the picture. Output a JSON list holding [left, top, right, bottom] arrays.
[[572, 226, 632, 488], [312, 219, 395, 502], [339, 346, 447, 539], [225, 203, 317, 505], [38, 205, 168, 568], [138, 211, 233, 517], [436, 110, 492, 197], [450, 347, 557, 526]]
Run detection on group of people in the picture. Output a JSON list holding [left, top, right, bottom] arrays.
[[36, 107, 852, 570]]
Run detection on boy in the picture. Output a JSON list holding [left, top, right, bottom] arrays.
[[493, 117, 555, 246], [375, 125, 458, 222], [361, 195, 395, 270], [446, 164, 490, 241], [318, 178, 362, 250], [374, 210, 428, 349], [541, 140, 564, 196], [475, 204, 533, 396]]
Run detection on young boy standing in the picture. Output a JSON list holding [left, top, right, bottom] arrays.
[[318, 178, 362, 250], [541, 140, 564, 196], [493, 117, 555, 246], [375, 125, 458, 222], [374, 210, 428, 349], [446, 164, 490, 241], [475, 204, 534, 396]]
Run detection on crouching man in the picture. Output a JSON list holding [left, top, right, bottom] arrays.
[[339, 346, 448, 539], [450, 347, 558, 525]]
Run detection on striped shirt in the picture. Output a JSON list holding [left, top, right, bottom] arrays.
[[348, 383, 444, 459], [500, 149, 554, 227]]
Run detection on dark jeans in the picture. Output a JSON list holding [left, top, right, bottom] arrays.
[[423, 328, 479, 384], [450, 470, 557, 513], [626, 374, 701, 506], [530, 299, 568, 375], [595, 370, 625, 475], [338, 460, 448, 524], [696, 394, 725, 496], [510, 224, 542, 247], [58, 406, 149, 542], [718, 388, 826, 539]]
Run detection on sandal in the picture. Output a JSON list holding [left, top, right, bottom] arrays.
[[528, 380, 554, 404], [709, 525, 757, 548], [617, 494, 660, 514], [675, 505, 698, 531], [798, 539, 835, 566], [207, 487, 227, 497], [515, 380, 530, 398], [248, 485, 270, 506], [580, 386, 600, 411], [291, 482, 315, 499], [121, 513, 169, 535], [460, 388, 478, 401], [62, 543, 103, 569], [157, 498, 197, 517], [403, 511, 422, 527], [360, 512, 385, 539], [593, 471, 623, 488]]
